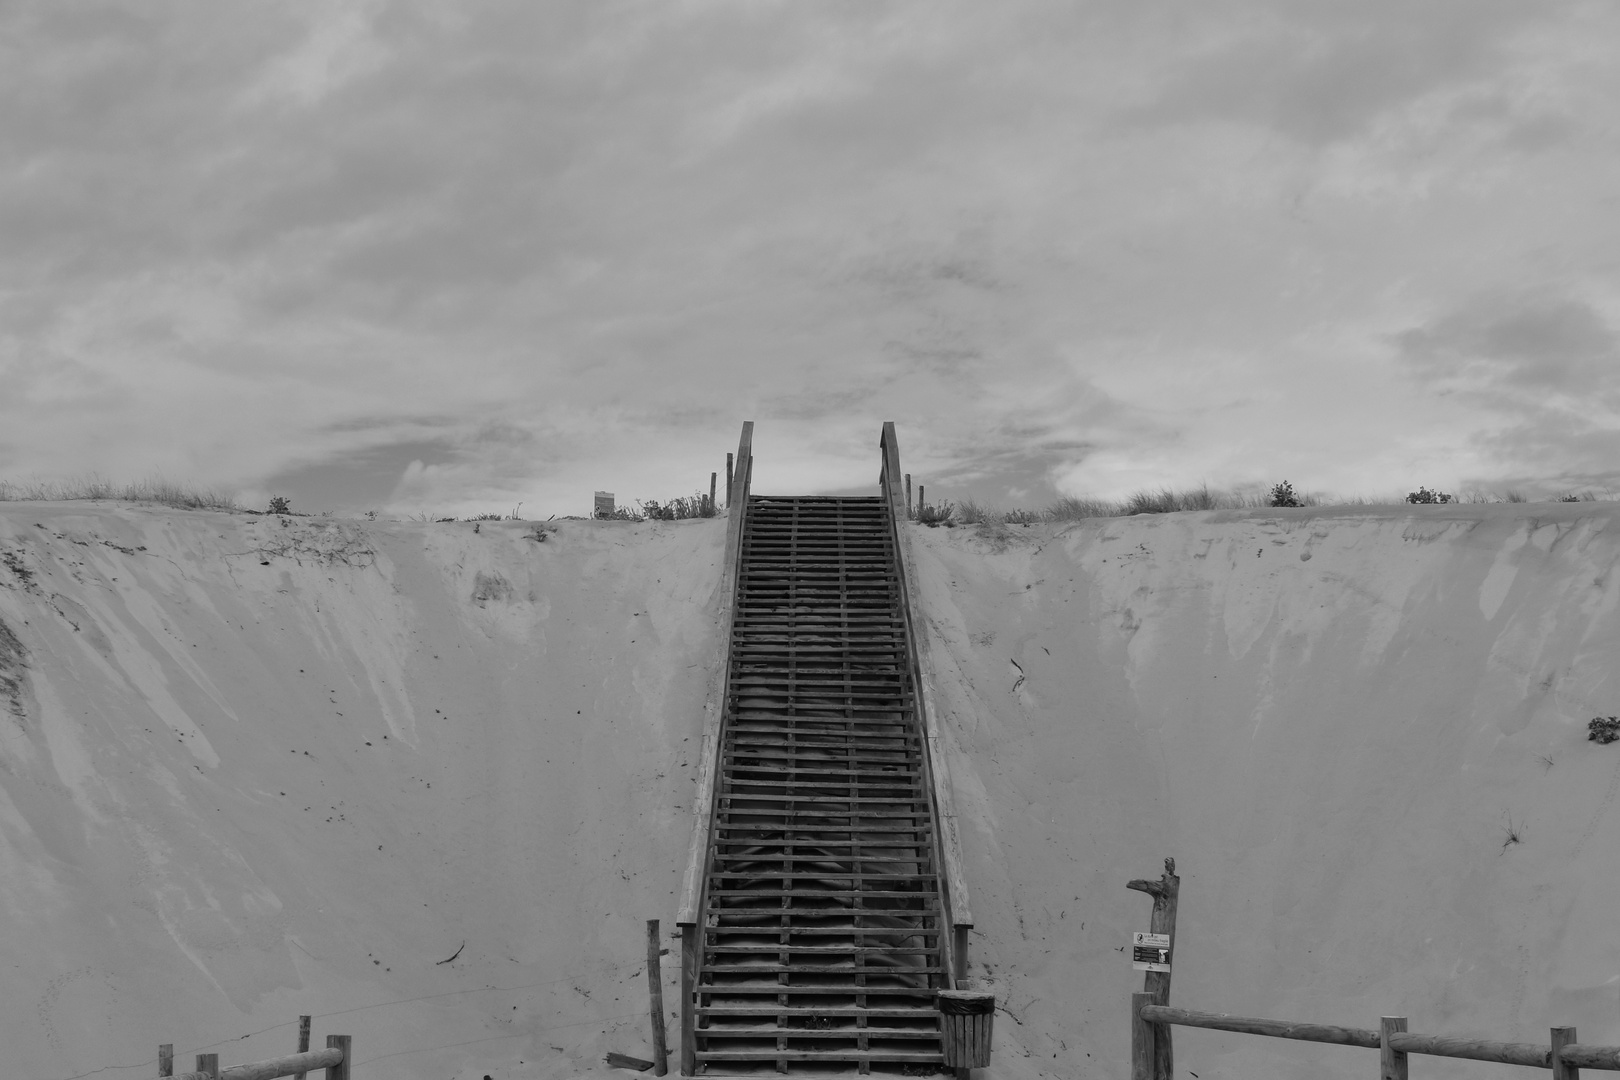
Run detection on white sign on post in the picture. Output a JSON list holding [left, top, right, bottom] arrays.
[[1132, 931, 1171, 972]]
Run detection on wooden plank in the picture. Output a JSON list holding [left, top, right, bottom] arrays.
[[697, 1026, 938, 1038], [699, 1006, 937, 1017], [695, 1049, 942, 1062], [703, 964, 945, 975], [1140, 1005, 1378, 1048]]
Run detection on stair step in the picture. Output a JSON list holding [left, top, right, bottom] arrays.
[[699, 1006, 939, 1018], [695, 1025, 938, 1039], [704, 927, 940, 938]]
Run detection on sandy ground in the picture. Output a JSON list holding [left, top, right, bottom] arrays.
[[2, 501, 1617, 1080], [912, 503, 1620, 1080], [0, 507, 725, 1080]]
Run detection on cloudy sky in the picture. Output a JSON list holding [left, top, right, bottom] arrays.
[[3, 1, 1619, 516]]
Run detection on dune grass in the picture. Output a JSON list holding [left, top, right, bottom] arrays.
[[947, 484, 1618, 526], [0, 476, 239, 511]]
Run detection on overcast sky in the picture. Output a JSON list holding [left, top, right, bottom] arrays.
[[3, 1, 1618, 516]]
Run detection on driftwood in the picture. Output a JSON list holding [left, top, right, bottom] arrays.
[[605, 1051, 656, 1072]]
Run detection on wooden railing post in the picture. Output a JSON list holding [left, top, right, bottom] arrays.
[[1381, 1017, 1408, 1080], [1128, 859, 1180, 1080], [725, 454, 733, 508], [1132, 993, 1157, 1080], [648, 919, 669, 1075], [325, 1034, 351, 1080], [292, 1015, 311, 1080], [159, 1044, 174, 1077], [195, 1054, 219, 1080], [1553, 1027, 1580, 1080], [680, 922, 698, 1075]]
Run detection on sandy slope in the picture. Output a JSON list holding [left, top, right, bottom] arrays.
[[0, 507, 724, 1080], [3, 501, 1618, 1080], [912, 503, 1620, 1080]]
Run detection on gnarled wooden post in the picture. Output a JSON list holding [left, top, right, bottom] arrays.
[[1127, 858, 1180, 1080]]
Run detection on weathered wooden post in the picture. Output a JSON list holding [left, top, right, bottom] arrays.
[[725, 454, 734, 508], [709, 473, 717, 516], [648, 919, 669, 1075], [680, 924, 698, 1075], [1552, 1027, 1580, 1080], [326, 1034, 351, 1080], [906, 474, 913, 518], [195, 1053, 219, 1079], [918, 484, 925, 514], [293, 1014, 312, 1080], [1380, 1017, 1408, 1080], [1131, 993, 1156, 1080], [159, 1044, 174, 1077], [1127, 858, 1179, 1080]]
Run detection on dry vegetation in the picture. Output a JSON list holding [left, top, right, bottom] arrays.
[[949, 484, 1613, 526], [0, 476, 238, 511]]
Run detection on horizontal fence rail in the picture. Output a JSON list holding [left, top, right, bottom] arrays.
[[1135, 1000, 1620, 1078], [1140, 1004, 1377, 1049], [157, 1032, 348, 1080]]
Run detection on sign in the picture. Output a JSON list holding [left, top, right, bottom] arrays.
[[1132, 931, 1171, 972], [594, 491, 615, 516]]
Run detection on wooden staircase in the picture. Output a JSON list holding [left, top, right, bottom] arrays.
[[689, 493, 950, 1075]]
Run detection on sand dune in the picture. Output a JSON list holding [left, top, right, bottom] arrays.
[[914, 503, 1620, 1080], [1, 501, 1616, 1079], [0, 507, 725, 1080]]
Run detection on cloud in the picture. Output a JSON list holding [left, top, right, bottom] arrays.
[[1397, 291, 1620, 483], [2, 1, 1618, 511], [1125, 1, 1538, 145]]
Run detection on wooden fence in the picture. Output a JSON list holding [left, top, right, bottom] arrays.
[[1127, 860, 1620, 1080], [152, 1019, 348, 1080]]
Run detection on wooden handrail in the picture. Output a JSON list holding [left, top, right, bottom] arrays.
[[1139, 1002, 1620, 1071], [676, 421, 753, 1076], [878, 422, 972, 986]]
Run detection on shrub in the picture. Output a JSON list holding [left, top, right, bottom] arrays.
[[1269, 481, 1301, 508], [1589, 716, 1620, 744], [268, 496, 292, 515], [915, 501, 955, 527], [1406, 487, 1453, 505]]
